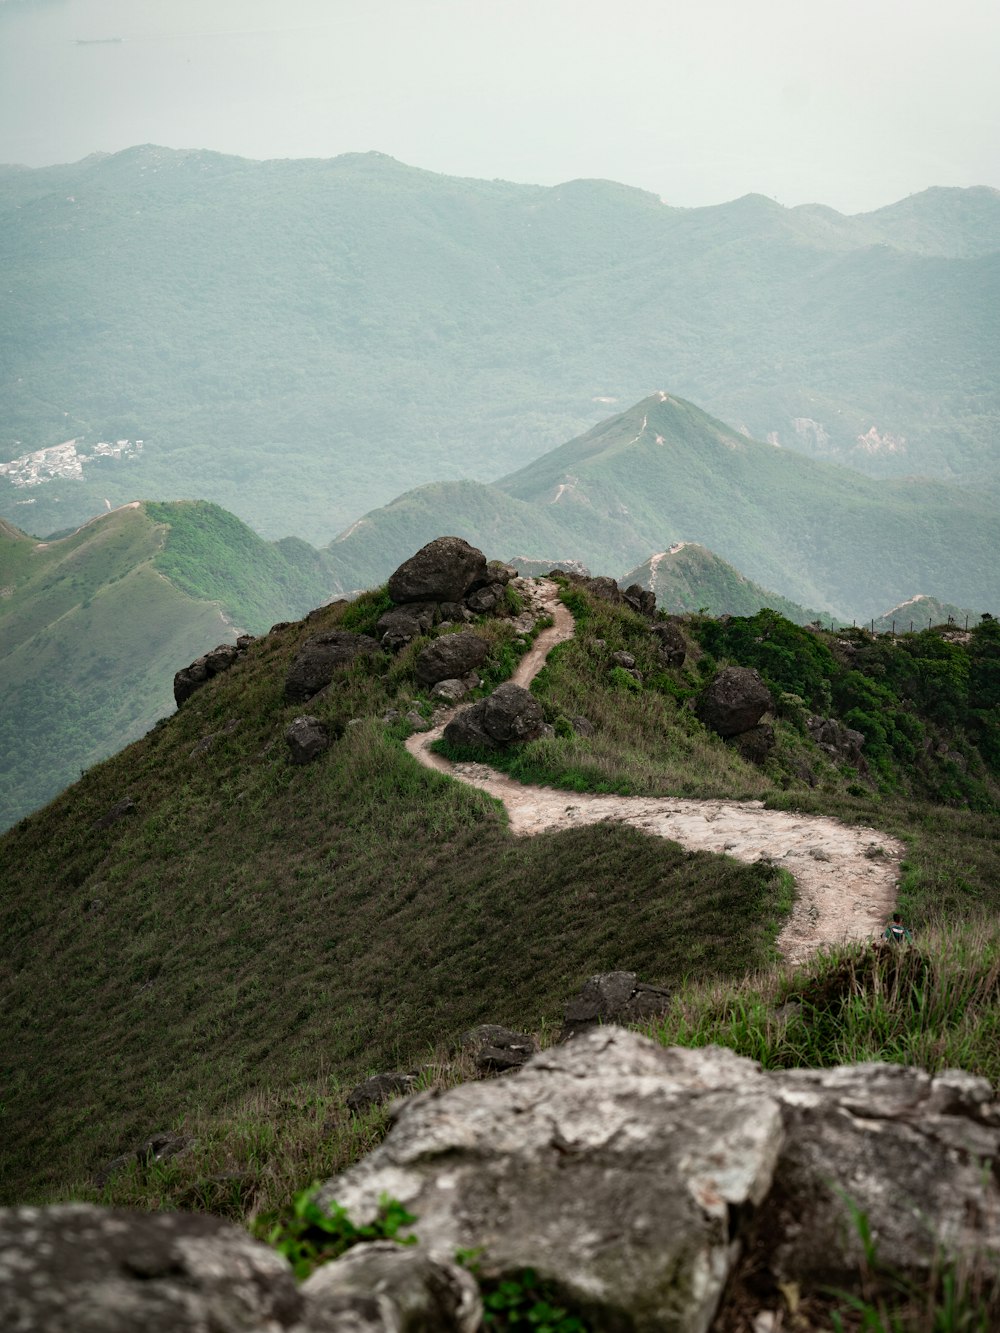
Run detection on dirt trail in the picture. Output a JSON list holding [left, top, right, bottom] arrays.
[[406, 581, 902, 965]]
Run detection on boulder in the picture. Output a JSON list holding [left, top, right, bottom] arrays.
[[465, 582, 505, 614], [346, 1073, 417, 1116], [414, 632, 488, 687], [302, 1240, 481, 1332], [582, 575, 622, 604], [611, 650, 636, 668], [559, 970, 672, 1042], [174, 642, 243, 707], [732, 721, 776, 766], [480, 683, 545, 743], [316, 1029, 1000, 1333], [442, 702, 495, 750], [91, 797, 136, 830], [429, 678, 470, 704], [461, 1024, 538, 1074], [376, 608, 425, 652], [285, 631, 380, 703], [650, 620, 687, 667], [0, 1204, 303, 1333], [388, 538, 487, 605], [807, 715, 867, 769], [697, 665, 773, 737], [285, 716, 331, 765], [623, 583, 657, 616]]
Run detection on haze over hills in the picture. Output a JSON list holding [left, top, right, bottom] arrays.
[[329, 393, 1000, 619], [2, 147, 998, 543]]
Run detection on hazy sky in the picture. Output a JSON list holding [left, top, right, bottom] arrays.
[[1, 0, 998, 213]]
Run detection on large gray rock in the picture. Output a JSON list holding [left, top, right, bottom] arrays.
[[316, 1029, 1000, 1333], [441, 702, 495, 750], [807, 714, 867, 769], [302, 1241, 481, 1332], [414, 632, 489, 688], [388, 538, 487, 605], [697, 665, 773, 737], [347, 1073, 417, 1116], [0, 1203, 303, 1332], [285, 631, 380, 703], [650, 620, 687, 667]]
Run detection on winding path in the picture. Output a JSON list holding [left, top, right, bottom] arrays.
[[406, 581, 902, 965]]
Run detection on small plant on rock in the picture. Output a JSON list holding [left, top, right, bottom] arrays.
[[265, 1185, 416, 1279]]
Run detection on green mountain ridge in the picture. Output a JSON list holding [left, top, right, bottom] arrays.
[[620, 542, 825, 624], [329, 393, 1000, 618], [0, 501, 336, 829], [2, 147, 998, 542]]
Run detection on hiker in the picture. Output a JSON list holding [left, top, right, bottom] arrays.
[[882, 911, 912, 944]]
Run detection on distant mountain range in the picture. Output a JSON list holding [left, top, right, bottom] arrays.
[[328, 393, 999, 619], [1, 147, 998, 543]]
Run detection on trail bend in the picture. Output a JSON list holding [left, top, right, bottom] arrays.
[[406, 581, 902, 965]]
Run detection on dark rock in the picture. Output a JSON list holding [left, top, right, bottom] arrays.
[[285, 715, 330, 764], [376, 608, 424, 652], [388, 537, 487, 605], [285, 631, 380, 703], [430, 678, 470, 704], [697, 665, 773, 737], [582, 575, 622, 604], [462, 1024, 538, 1075], [414, 632, 489, 687], [437, 600, 472, 624], [570, 715, 594, 736], [346, 1073, 417, 1116], [136, 1130, 193, 1167], [235, 634, 255, 650], [481, 682, 545, 743], [650, 620, 687, 667], [807, 715, 867, 769], [465, 582, 504, 614], [442, 701, 494, 749], [0, 1204, 302, 1332], [302, 1240, 481, 1332], [623, 584, 657, 616], [611, 650, 636, 668], [732, 721, 776, 766], [91, 797, 136, 831], [268, 621, 293, 635], [173, 642, 243, 706], [559, 971, 672, 1041]]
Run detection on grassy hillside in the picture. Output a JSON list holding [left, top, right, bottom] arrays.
[[2, 149, 998, 543], [328, 394, 1000, 619], [0, 502, 335, 829], [2, 574, 998, 1214]]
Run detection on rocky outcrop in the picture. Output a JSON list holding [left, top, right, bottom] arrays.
[[732, 720, 776, 766], [558, 970, 672, 1041], [285, 631, 380, 703], [388, 538, 488, 605], [807, 714, 867, 770], [346, 1073, 417, 1116], [443, 683, 545, 750], [414, 632, 489, 688], [285, 716, 331, 765], [316, 1028, 1000, 1333], [623, 582, 656, 616], [650, 619, 687, 667], [697, 665, 773, 737], [461, 1024, 538, 1074], [174, 636, 254, 707]]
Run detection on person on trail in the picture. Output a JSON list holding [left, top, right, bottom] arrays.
[[882, 912, 912, 944]]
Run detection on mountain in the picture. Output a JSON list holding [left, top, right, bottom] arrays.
[[328, 393, 1000, 619], [2, 148, 998, 543], [0, 501, 335, 829], [2, 552, 997, 1214], [872, 593, 981, 635], [620, 542, 824, 624]]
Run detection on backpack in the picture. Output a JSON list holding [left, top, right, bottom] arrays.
[[886, 922, 907, 942]]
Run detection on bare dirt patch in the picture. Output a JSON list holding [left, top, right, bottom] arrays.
[[406, 581, 902, 965]]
